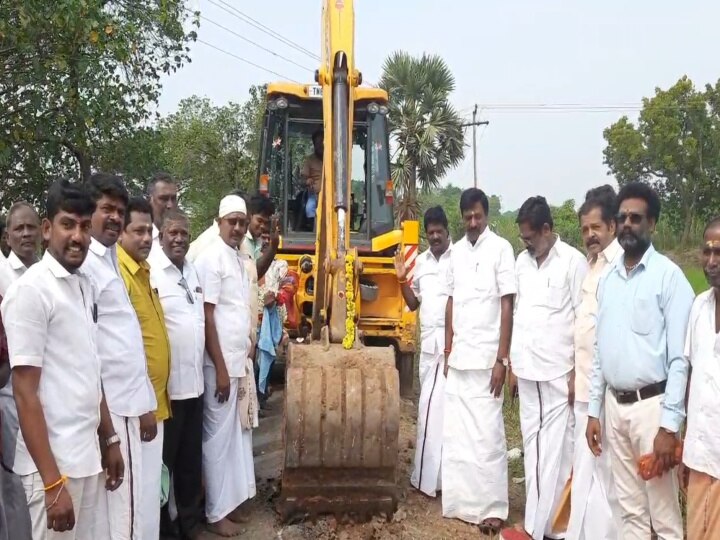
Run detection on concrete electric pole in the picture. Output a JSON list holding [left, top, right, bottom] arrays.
[[461, 105, 489, 188]]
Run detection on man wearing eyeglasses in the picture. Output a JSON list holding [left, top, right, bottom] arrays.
[[586, 182, 693, 540], [118, 197, 171, 540], [148, 209, 205, 540]]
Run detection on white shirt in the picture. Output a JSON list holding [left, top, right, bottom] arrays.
[[81, 238, 157, 417], [195, 236, 253, 378], [149, 248, 205, 400], [411, 245, 452, 355], [573, 239, 622, 403], [446, 230, 517, 370], [0, 251, 29, 296], [683, 289, 720, 480], [512, 237, 588, 381], [152, 224, 161, 253], [1, 252, 102, 478]]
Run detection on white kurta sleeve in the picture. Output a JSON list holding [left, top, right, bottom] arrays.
[[496, 240, 517, 297], [1, 283, 48, 368], [198, 254, 223, 306]]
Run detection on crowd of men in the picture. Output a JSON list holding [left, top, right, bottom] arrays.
[[0, 172, 282, 540], [400, 182, 718, 540], [0, 172, 718, 540]]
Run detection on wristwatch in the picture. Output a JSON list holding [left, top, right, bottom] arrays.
[[106, 434, 120, 447], [496, 357, 509, 367]]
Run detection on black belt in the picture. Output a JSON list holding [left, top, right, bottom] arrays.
[[611, 380, 667, 405]]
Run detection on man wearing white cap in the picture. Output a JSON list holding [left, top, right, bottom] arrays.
[[193, 195, 258, 537]]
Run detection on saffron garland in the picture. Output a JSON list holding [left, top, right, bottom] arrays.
[[342, 254, 356, 349]]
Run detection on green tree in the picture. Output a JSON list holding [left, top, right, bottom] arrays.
[[0, 0, 198, 206], [379, 51, 465, 221], [160, 87, 266, 237], [603, 76, 720, 243]]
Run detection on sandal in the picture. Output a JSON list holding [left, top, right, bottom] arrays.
[[479, 518, 504, 535]]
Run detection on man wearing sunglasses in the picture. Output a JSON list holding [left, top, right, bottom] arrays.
[[586, 182, 693, 540], [148, 209, 205, 540]]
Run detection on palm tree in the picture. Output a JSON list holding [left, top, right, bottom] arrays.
[[380, 51, 465, 221]]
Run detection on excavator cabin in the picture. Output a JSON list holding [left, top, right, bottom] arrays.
[[257, 83, 395, 251]]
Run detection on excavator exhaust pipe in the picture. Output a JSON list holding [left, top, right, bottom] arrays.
[[278, 342, 400, 522]]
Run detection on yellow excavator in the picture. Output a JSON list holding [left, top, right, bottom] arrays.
[[255, 0, 419, 522]]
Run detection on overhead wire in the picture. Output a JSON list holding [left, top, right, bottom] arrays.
[[191, 10, 315, 74], [196, 38, 301, 83], [207, 0, 320, 61]]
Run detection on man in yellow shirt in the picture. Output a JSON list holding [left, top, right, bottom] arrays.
[[118, 197, 171, 540]]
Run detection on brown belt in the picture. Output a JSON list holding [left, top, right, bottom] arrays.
[[611, 379, 667, 405]]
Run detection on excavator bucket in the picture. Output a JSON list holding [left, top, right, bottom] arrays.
[[278, 342, 400, 522]]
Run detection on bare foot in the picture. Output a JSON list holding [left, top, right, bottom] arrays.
[[207, 517, 244, 537], [227, 506, 250, 524]]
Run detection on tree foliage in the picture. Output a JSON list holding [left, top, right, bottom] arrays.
[[380, 51, 465, 221], [0, 0, 198, 207], [159, 87, 266, 237], [603, 76, 720, 243]]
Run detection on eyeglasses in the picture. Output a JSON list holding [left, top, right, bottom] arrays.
[[615, 212, 645, 225], [178, 276, 194, 304]]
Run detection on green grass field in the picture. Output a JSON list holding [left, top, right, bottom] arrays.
[[683, 266, 707, 294]]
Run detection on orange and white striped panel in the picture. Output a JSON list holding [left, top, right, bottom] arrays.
[[403, 244, 418, 311]]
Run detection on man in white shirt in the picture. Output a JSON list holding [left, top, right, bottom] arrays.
[[442, 189, 516, 535], [0, 202, 40, 296], [394, 206, 452, 498], [81, 173, 158, 540], [149, 209, 205, 540], [2, 179, 123, 539], [147, 172, 179, 252], [194, 195, 257, 537], [0, 201, 41, 477], [508, 196, 588, 540], [681, 216, 720, 540], [567, 186, 621, 540]]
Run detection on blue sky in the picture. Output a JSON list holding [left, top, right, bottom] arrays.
[[159, 0, 720, 211]]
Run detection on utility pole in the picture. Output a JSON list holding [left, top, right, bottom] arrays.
[[461, 104, 489, 188]]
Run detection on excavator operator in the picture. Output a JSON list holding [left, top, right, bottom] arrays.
[[300, 129, 323, 231]]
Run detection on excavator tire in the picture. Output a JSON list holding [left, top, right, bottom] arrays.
[[278, 342, 400, 523]]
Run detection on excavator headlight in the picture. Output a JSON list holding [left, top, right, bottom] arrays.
[[379, 105, 389, 115], [276, 97, 289, 109], [367, 102, 379, 114]]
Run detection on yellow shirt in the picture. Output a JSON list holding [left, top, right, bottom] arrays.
[[117, 245, 171, 421]]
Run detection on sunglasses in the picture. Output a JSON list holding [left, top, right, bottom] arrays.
[[615, 212, 645, 225], [178, 276, 194, 304]]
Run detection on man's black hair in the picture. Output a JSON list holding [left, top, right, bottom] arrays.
[[578, 184, 618, 224], [616, 181, 661, 222], [423, 206, 449, 232], [47, 180, 96, 221], [311, 129, 323, 144], [248, 194, 275, 217], [146, 171, 176, 195], [85, 172, 130, 206], [124, 196, 154, 229], [516, 196, 553, 231], [459, 188, 489, 215]]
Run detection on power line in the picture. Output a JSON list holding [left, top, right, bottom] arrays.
[[196, 38, 300, 83], [207, 0, 320, 61], [460, 102, 707, 113], [193, 10, 315, 73]]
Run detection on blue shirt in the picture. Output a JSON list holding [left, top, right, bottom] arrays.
[[588, 244, 694, 432]]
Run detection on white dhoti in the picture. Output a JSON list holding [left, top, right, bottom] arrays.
[[107, 414, 143, 540], [605, 392, 682, 540], [23, 472, 109, 540], [140, 421, 164, 540], [442, 367, 508, 523], [566, 401, 618, 540], [202, 363, 256, 524], [518, 375, 574, 540], [410, 350, 445, 497]]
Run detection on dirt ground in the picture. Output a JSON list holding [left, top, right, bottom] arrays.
[[195, 387, 527, 540]]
